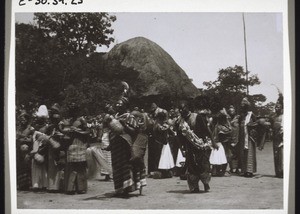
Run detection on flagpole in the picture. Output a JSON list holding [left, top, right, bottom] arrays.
[[242, 13, 249, 96]]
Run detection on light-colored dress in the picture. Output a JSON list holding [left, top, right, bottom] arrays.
[[158, 143, 175, 169]]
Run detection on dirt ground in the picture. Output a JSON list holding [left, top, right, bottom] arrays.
[[17, 141, 283, 210]]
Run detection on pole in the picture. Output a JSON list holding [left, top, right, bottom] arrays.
[[242, 13, 249, 95]]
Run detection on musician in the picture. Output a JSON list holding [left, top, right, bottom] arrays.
[[59, 102, 90, 194], [177, 103, 217, 193], [43, 103, 66, 192]]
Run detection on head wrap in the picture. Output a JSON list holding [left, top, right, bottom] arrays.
[[276, 93, 283, 107]]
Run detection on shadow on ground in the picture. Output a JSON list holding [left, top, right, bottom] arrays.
[[83, 192, 141, 200], [167, 189, 208, 194]]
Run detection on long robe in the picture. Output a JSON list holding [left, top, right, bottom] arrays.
[[239, 112, 265, 175], [45, 127, 64, 191], [31, 127, 48, 189], [229, 115, 240, 170], [16, 125, 33, 190], [100, 129, 112, 177], [109, 133, 135, 193]]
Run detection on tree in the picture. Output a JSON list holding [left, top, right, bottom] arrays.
[[33, 13, 116, 56], [201, 65, 266, 113], [16, 13, 117, 107], [256, 101, 276, 117], [15, 23, 65, 105], [61, 79, 123, 115]]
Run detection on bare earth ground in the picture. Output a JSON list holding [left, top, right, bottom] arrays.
[[17, 141, 283, 209]]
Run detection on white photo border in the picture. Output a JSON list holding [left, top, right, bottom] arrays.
[[6, 0, 293, 214]]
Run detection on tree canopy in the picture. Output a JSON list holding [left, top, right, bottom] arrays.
[[34, 13, 116, 56], [16, 13, 117, 114], [200, 65, 266, 114]]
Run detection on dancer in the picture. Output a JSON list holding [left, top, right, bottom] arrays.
[[178, 103, 217, 192]]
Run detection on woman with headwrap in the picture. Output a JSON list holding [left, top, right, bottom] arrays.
[[30, 105, 50, 191], [16, 111, 35, 190], [210, 109, 232, 177]]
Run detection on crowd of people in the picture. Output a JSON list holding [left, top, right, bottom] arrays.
[[15, 87, 284, 197]]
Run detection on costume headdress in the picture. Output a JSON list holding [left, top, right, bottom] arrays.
[[272, 84, 283, 108]]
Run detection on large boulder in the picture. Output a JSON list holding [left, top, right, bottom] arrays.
[[103, 37, 200, 99]]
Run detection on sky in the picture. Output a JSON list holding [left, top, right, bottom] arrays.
[[15, 12, 283, 103]]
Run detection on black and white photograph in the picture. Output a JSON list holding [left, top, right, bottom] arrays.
[[6, 0, 293, 213]]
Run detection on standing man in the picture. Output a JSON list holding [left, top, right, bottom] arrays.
[[177, 103, 217, 192], [238, 98, 267, 178], [227, 105, 241, 174]]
